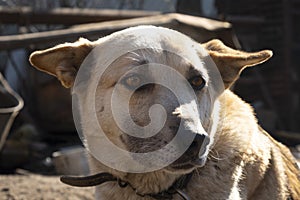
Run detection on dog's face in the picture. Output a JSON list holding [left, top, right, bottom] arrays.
[[94, 47, 212, 173], [29, 26, 272, 174]]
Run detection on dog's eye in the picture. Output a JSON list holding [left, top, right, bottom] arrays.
[[189, 76, 205, 90], [122, 74, 142, 89]]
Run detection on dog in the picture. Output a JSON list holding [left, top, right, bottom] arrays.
[[29, 26, 300, 200]]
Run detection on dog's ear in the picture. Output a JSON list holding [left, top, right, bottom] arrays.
[[202, 39, 272, 88], [29, 38, 93, 88]]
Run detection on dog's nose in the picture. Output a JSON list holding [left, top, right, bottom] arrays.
[[189, 134, 210, 166], [189, 134, 205, 149], [190, 134, 210, 156], [171, 131, 210, 168]]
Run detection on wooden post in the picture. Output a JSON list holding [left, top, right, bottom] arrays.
[[0, 13, 233, 50], [0, 6, 160, 25]]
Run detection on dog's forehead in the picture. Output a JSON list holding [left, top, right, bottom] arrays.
[[97, 26, 206, 61], [110, 27, 204, 60], [92, 26, 209, 87]]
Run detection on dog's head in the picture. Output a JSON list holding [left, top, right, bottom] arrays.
[[29, 26, 272, 174]]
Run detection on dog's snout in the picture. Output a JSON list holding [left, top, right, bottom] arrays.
[[194, 134, 205, 145], [190, 134, 209, 156], [170, 132, 210, 169], [190, 134, 205, 149], [198, 134, 210, 156]]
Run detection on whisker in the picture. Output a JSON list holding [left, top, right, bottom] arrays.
[[208, 149, 226, 161], [194, 168, 201, 177]]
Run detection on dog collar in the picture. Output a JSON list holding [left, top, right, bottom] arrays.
[[60, 172, 193, 200]]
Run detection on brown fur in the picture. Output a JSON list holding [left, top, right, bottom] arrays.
[[29, 26, 299, 200]]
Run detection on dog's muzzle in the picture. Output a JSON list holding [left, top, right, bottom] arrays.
[[170, 131, 210, 170]]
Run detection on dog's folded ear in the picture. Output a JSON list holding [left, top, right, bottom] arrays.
[[29, 38, 94, 88], [202, 39, 273, 88]]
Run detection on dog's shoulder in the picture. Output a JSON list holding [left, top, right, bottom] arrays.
[[215, 90, 300, 199], [259, 127, 300, 199], [216, 90, 261, 152]]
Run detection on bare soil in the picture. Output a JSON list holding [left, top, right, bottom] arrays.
[[0, 174, 93, 200]]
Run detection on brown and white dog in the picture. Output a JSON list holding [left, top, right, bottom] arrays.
[[29, 26, 300, 200]]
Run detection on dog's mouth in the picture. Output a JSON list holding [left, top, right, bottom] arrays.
[[171, 155, 207, 167], [169, 155, 208, 172]]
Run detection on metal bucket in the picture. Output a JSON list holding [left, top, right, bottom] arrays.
[[52, 146, 89, 175], [0, 73, 24, 152]]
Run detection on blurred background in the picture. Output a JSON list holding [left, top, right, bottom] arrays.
[[0, 0, 299, 175]]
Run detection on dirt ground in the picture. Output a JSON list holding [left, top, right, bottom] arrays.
[[0, 174, 93, 200]]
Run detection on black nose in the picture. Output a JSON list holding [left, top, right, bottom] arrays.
[[170, 133, 210, 168], [198, 134, 210, 156], [189, 134, 209, 156], [190, 134, 205, 148]]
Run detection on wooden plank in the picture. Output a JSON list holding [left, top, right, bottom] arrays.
[[0, 6, 160, 25], [0, 13, 233, 51], [225, 15, 265, 25]]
